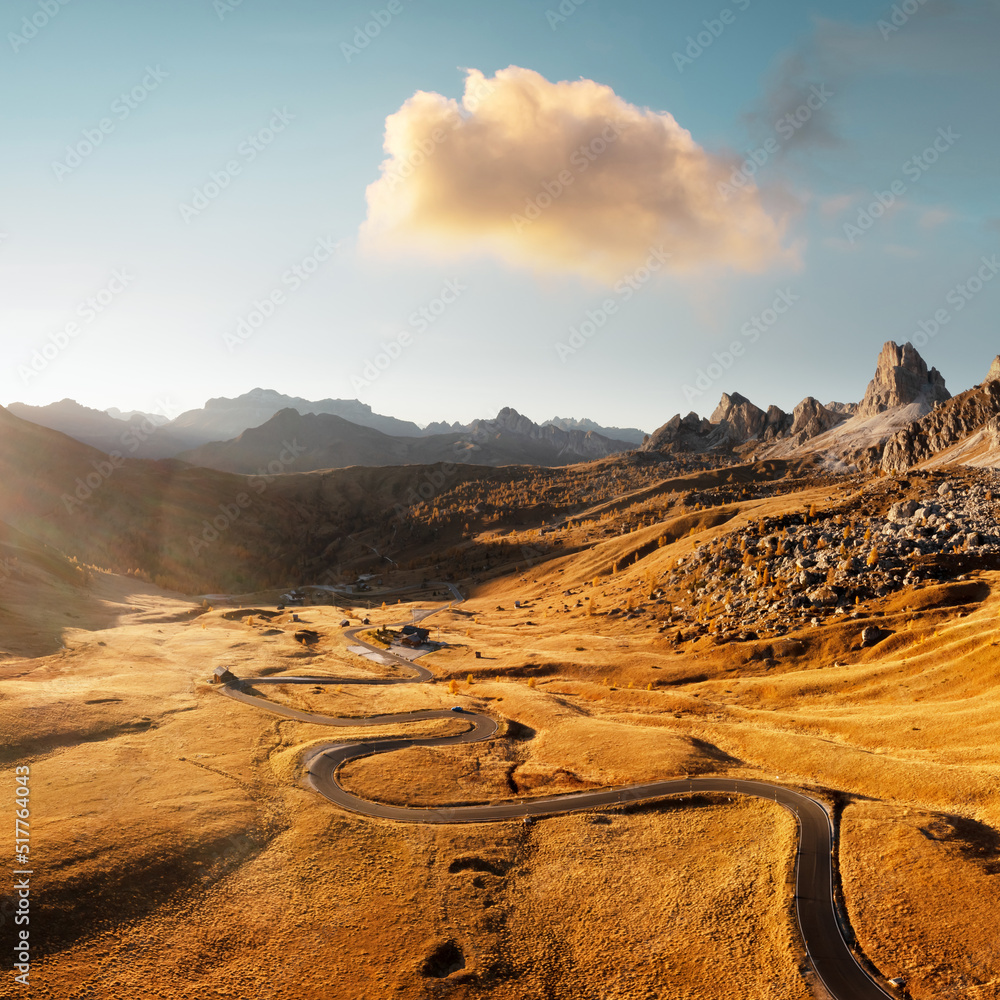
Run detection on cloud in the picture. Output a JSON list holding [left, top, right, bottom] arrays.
[[882, 243, 920, 258], [742, 51, 842, 153], [819, 193, 856, 217], [738, 3, 999, 175], [360, 66, 795, 283], [918, 208, 954, 229]]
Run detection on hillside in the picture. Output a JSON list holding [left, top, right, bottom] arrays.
[[6, 399, 200, 459]]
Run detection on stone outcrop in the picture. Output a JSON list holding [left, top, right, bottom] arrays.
[[787, 397, 847, 445], [824, 401, 858, 417], [710, 393, 769, 440], [643, 411, 714, 453], [856, 341, 950, 418], [644, 393, 841, 456]]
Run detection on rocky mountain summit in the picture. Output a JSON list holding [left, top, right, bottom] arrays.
[[856, 341, 950, 418], [645, 393, 851, 456]]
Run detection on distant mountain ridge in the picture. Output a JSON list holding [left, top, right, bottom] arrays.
[[543, 415, 647, 446], [168, 388, 425, 442], [8, 389, 639, 468], [177, 406, 634, 473], [6, 399, 200, 459]]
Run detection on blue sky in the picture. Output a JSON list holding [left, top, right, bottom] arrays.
[[2, 0, 997, 432]]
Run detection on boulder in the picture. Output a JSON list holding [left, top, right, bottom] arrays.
[[808, 585, 839, 606], [861, 625, 892, 647]]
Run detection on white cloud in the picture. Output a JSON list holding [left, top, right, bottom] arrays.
[[361, 67, 796, 283]]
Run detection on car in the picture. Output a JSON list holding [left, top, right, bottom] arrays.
[[450, 706, 464, 713]]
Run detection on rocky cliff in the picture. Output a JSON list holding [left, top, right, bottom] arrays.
[[881, 369, 1000, 472], [857, 341, 950, 418], [644, 393, 845, 455]]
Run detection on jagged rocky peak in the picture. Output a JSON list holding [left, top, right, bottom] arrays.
[[985, 355, 1000, 383], [658, 411, 709, 435], [857, 341, 950, 418], [825, 400, 858, 416], [789, 396, 846, 441], [710, 392, 768, 440], [709, 393, 791, 443], [491, 406, 536, 435]]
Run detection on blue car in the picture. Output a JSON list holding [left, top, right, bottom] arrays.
[[450, 706, 464, 713]]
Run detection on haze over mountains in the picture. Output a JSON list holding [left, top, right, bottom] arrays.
[[6, 342, 1000, 482], [176, 406, 637, 474], [7, 389, 641, 467]]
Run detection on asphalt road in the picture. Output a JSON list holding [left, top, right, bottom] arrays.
[[217, 585, 893, 1000]]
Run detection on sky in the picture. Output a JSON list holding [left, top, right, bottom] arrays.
[[2, 0, 998, 433]]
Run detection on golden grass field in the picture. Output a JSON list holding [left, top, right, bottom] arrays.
[[3, 475, 1000, 999]]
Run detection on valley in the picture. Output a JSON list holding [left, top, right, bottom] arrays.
[[3, 341, 1000, 999]]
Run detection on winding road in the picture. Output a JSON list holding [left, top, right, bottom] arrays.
[[217, 585, 893, 1000]]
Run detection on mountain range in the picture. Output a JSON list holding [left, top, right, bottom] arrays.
[[7, 342, 1000, 481], [7, 389, 640, 467], [3, 339, 1000, 596], [176, 406, 636, 474], [641, 340, 996, 472]]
